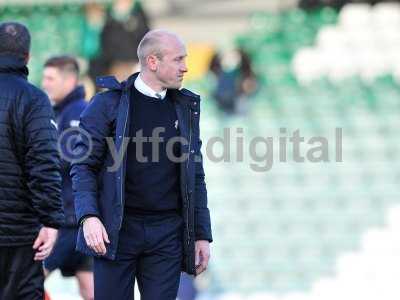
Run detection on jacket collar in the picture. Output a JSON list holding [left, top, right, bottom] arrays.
[[54, 86, 85, 115], [95, 73, 138, 91], [0, 54, 29, 79], [96, 72, 199, 106]]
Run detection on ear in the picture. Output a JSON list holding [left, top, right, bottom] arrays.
[[66, 74, 79, 90], [147, 54, 158, 72]]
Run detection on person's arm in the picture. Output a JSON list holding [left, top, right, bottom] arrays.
[[71, 94, 111, 222], [23, 91, 64, 261], [70, 93, 113, 255], [24, 92, 64, 228], [193, 101, 212, 275], [194, 140, 212, 242]]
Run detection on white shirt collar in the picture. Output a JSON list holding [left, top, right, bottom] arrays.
[[134, 74, 167, 100]]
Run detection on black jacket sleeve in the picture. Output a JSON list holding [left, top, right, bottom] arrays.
[[23, 92, 64, 228], [193, 101, 213, 243]]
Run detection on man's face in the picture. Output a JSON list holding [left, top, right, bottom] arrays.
[[42, 67, 75, 104], [155, 38, 188, 89]]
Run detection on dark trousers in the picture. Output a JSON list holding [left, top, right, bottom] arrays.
[[94, 213, 183, 300], [0, 245, 44, 300]]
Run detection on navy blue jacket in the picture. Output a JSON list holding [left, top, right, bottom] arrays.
[[71, 73, 212, 275], [54, 86, 87, 226], [0, 55, 64, 246]]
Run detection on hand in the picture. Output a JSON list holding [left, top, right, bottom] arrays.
[[32, 227, 58, 261], [82, 216, 110, 256], [195, 240, 210, 275]]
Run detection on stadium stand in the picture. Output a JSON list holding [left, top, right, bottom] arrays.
[[193, 3, 400, 299], [0, 3, 86, 84]]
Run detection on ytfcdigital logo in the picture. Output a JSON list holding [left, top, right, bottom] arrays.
[[58, 126, 343, 172], [57, 127, 93, 163]]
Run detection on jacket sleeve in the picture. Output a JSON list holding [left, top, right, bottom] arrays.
[[23, 92, 64, 229], [70, 94, 112, 224], [194, 105, 213, 243]]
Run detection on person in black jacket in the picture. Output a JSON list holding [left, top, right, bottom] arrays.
[[0, 22, 64, 300], [71, 29, 212, 300], [88, 0, 150, 82], [41, 56, 93, 300]]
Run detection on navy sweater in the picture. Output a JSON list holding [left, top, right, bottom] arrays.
[[124, 86, 181, 215]]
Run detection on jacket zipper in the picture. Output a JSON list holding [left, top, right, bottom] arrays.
[[118, 89, 129, 230], [186, 107, 195, 273], [186, 108, 193, 246]]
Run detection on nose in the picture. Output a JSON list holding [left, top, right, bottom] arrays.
[[181, 61, 188, 73]]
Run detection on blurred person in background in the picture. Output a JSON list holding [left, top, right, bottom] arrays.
[[82, 3, 106, 62], [41, 55, 93, 300], [88, 0, 150, 83], [298, 0, 398, 10], [71, 29, 212, 300], [84, 1, 106, 92], [299, 0, 347, 10], [210, 48, 258, 115], [0, 21, 64, 300]]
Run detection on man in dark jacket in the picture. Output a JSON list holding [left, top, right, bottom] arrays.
[[71, 29, 212, 300], [41, 55, 93, 300], [0, 22, 64, 300], [89, 0, 150, 82]]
